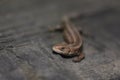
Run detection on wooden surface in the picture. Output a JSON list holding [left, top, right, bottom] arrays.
[[0, 0, 120, 80]]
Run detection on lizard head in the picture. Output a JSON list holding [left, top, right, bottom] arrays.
[[52, 43, 71, 55]]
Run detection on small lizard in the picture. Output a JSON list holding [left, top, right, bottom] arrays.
[[52, 16, 85, 62]]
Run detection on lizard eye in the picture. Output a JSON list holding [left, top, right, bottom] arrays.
[[60, 47, 65, 51]]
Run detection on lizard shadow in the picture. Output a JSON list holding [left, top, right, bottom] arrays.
[[53, 51, 75, 58]]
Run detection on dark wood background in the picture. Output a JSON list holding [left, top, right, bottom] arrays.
[[0, 0, 120, 80]]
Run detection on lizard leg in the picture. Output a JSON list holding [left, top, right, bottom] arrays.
[[78, 27, 83, 34], [72, 52, 85, 62], [78, 28, 94, 39]]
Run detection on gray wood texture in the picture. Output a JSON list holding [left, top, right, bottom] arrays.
[[0, 0, 120, 80]]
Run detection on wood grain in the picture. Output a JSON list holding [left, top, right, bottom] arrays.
[[0, 0, 120, 80]]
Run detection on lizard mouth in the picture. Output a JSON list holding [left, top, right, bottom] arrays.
[[52, 46, 63, 54]]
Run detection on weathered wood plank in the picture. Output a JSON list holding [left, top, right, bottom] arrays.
[[0, 0, 120, 80]]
